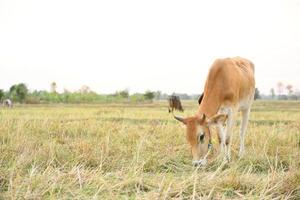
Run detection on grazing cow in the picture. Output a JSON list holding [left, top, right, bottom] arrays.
[[174, 57, 255, 165], [3, 99, 13, 108], [168, 95, 184, 113]]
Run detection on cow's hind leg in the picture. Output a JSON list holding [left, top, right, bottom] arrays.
[[239, 107, 250, 157]]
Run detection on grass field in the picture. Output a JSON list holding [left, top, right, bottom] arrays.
[[0, 101, 300, 199]]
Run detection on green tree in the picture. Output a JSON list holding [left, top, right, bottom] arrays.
[[130, 93, 145, 102], [254, 88, 260, 100], [0, 89, 4, 101], [144, 90, 155, 101], [117, 89, 129, 99], [9, 83, 28, 103]]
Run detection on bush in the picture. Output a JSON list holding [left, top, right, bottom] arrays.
[[9, 83, 28, 103], [144, 91, 155, 101]]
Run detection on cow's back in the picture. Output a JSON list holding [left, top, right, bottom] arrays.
[[199, 57, 255, 117]]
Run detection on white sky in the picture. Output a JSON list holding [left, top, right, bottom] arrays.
[[0, 0, 300, 94]]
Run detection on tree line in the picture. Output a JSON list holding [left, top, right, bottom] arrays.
[[262, 82, 300, 100], [0, 83, 158, 104], [1, 82, 299, 104]]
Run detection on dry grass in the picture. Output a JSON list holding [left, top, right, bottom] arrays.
[[0, 101, 300, 199]]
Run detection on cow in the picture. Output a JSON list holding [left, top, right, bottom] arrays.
[[174, 57, 255, 166], [168, 95, 184, 113], [3, 99, 13, 108]]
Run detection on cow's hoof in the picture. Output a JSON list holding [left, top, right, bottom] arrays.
[[192, 159, 207, 167]]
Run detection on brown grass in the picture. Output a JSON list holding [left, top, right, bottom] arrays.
[[0, 100, 299, 199]]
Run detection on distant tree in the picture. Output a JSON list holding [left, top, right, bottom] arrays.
[[144, 90, 155, 101], [9, 83, 28, 103], [50, 82, 57, 93], [270, 88, 275, 99], [160, 93, 169, 100], [177, 93, 190, 100], [154, 90, 161, 100], [254, 88, 261, 100], [277, 82, 284, 95], [80, 85, 91, 94], [286, 84, 293, 95], [117, 89, 129, 99], [295, 89, 300, 98], [17, 83, 28, 102], [63, 88, 70, 93], [130, 93, 145, 102], [0, 89, 4, 101], [9, 85, 16, 94], [278, 94, 288, 100]]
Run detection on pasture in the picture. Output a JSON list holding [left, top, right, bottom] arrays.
[[0, 101, 300, 199]]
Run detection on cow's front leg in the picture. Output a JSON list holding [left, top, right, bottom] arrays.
[[217, 124, 226, 156], [224, 108, 236, 161]]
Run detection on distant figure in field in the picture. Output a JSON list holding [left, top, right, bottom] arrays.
[[168, 95, 184, 113], [3, 99, 13, 108]]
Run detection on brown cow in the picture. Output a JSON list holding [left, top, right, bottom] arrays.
[[168, 95, 184, 113], [174, 57, 255, 165]]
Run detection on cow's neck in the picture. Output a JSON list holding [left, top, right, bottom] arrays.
[[198, 94, 221, 118]]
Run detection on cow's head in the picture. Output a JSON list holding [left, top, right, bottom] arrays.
[[174, 113, 227, 165]]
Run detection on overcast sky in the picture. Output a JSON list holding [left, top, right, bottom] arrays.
[[1, 0, 300, 94]]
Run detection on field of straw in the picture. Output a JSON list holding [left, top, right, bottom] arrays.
[[0, 101, 300, 199]]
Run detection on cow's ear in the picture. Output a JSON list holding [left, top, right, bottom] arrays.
[[198, 93, 204, 105], [174, 115, 187, 125], [207, 114, 227, 125]]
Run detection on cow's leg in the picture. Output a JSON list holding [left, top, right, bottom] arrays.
[[224, 107, 235, 161], [239, 107, 250, 157], [216, 124, 226, 155]]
